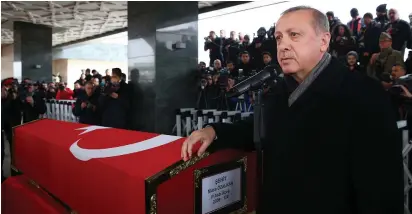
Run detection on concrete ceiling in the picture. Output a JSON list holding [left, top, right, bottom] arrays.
[[1, 1, 244, 47]]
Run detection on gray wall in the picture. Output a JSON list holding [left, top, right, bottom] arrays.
[[13, 21, 52, 82], [128, 1, 199, 134]]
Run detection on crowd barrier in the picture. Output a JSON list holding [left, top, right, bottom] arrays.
[[399, 120, 412, 214], [173, 108, 253, 136], [42, 99, 78, 122]]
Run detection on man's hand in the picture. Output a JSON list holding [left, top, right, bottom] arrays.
[[225, 45, 230, 50], [381, 81, 393, 90], [255, 43, 262, 48], [181, 127, 216, 161], [111, 92, 118, 99], [370, 53, 379, 65], [336, 36, 341, 41], [26, 96, 33, 104], [399, 85, 412, 98], [81, 102, 87, 109], [363, 52, 369, 56]]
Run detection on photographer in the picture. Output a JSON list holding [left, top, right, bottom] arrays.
[[223, 31, 241, 64], [73, 81, 101, 125], [249, 27, 267, 69], [239, 34, 251, 53], [386, 65, 412, 119], [262, 23, 278, 65], [204, 31, 223, 67], [99, 68, 130, 129]]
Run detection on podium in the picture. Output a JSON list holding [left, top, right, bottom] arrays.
[[11, 119, 256, 214]]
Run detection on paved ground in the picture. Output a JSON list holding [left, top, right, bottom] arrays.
[[2, 133, 11, 178]]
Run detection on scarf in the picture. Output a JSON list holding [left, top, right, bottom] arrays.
[[288, 53, 332, 106]]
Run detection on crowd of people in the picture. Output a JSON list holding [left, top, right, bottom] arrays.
[[1, 67, 131, 179], [198, 4, 412, 112], [2, 3, 412, 182]]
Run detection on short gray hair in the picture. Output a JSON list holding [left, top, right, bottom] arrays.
[[281, 6, 329, 34]]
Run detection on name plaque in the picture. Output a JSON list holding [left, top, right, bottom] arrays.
[[194, 157, 247, 214]]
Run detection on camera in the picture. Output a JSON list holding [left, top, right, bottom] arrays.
[[204, 37, 212, 42], [200, 78, 208, 89], [58, 84, 65, 91], [103, 82, 120, 95], [236, 69, 247, 82], [86, 101, 94, 109], [218, 74, 229, 90], [388, 74, 412, 97]]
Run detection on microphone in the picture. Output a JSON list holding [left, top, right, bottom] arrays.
[[227, 65, 278, 98]]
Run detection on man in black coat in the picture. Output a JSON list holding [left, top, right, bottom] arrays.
[[21, 84, 46, 123], [73, 81, 100, 125], [99, 68, 130, 129], [383, 8, 412, 55], [182, 6, 403, 214], [359, 13, 382, 71], [204, 31, 223, 67]]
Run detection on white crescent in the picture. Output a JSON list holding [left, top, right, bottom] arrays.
[[69, 126, 182, 161]]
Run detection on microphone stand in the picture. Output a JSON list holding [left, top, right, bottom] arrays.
[[252, 87, 265, 214]]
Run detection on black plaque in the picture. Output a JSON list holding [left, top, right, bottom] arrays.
[[194, 156, 247, 214]]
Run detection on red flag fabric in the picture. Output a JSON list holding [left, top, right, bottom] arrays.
[[1, 175, 69, 214], [13, 119, 256, 214], [14, 119, 185, 214]]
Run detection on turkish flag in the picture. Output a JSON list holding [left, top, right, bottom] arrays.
[[13, 119, 185, 214], [2, 175, 69, 214], [13, 119, 257, 214]]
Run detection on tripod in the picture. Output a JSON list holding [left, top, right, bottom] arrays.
[[216, 89, 229, 111], [235, 94, 247, 112], [196, 88, 208, 109]]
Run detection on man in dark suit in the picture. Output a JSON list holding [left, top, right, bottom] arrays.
[[181, 6, 403, 214], [99, 68, 130, 129]]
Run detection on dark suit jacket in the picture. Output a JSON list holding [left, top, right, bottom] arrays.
[[208, 58, 403, 214]]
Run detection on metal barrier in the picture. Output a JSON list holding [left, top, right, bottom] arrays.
[[173, 108, 253, 137], [399, 120, 412, 214], [42, 99, 78, 122]]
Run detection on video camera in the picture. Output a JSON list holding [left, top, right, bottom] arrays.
[[389, 74, 412, 96], [84, 100, 95, 109], [217, 68, 230, 90], [103, 82, 120, 95], [204, 36, 213, 43]]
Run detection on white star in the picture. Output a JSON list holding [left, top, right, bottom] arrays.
[[75, 125, 110, 135]]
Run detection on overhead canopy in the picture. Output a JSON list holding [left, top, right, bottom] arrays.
[[1, 1, 248, 47]]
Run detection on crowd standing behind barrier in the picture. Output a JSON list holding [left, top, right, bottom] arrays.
[[2, 4, 412, 211]]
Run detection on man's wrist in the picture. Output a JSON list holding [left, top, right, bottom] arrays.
[[204, 125, 218, 140]]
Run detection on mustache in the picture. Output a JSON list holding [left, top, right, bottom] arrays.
[[279, 52, 295, 59]]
